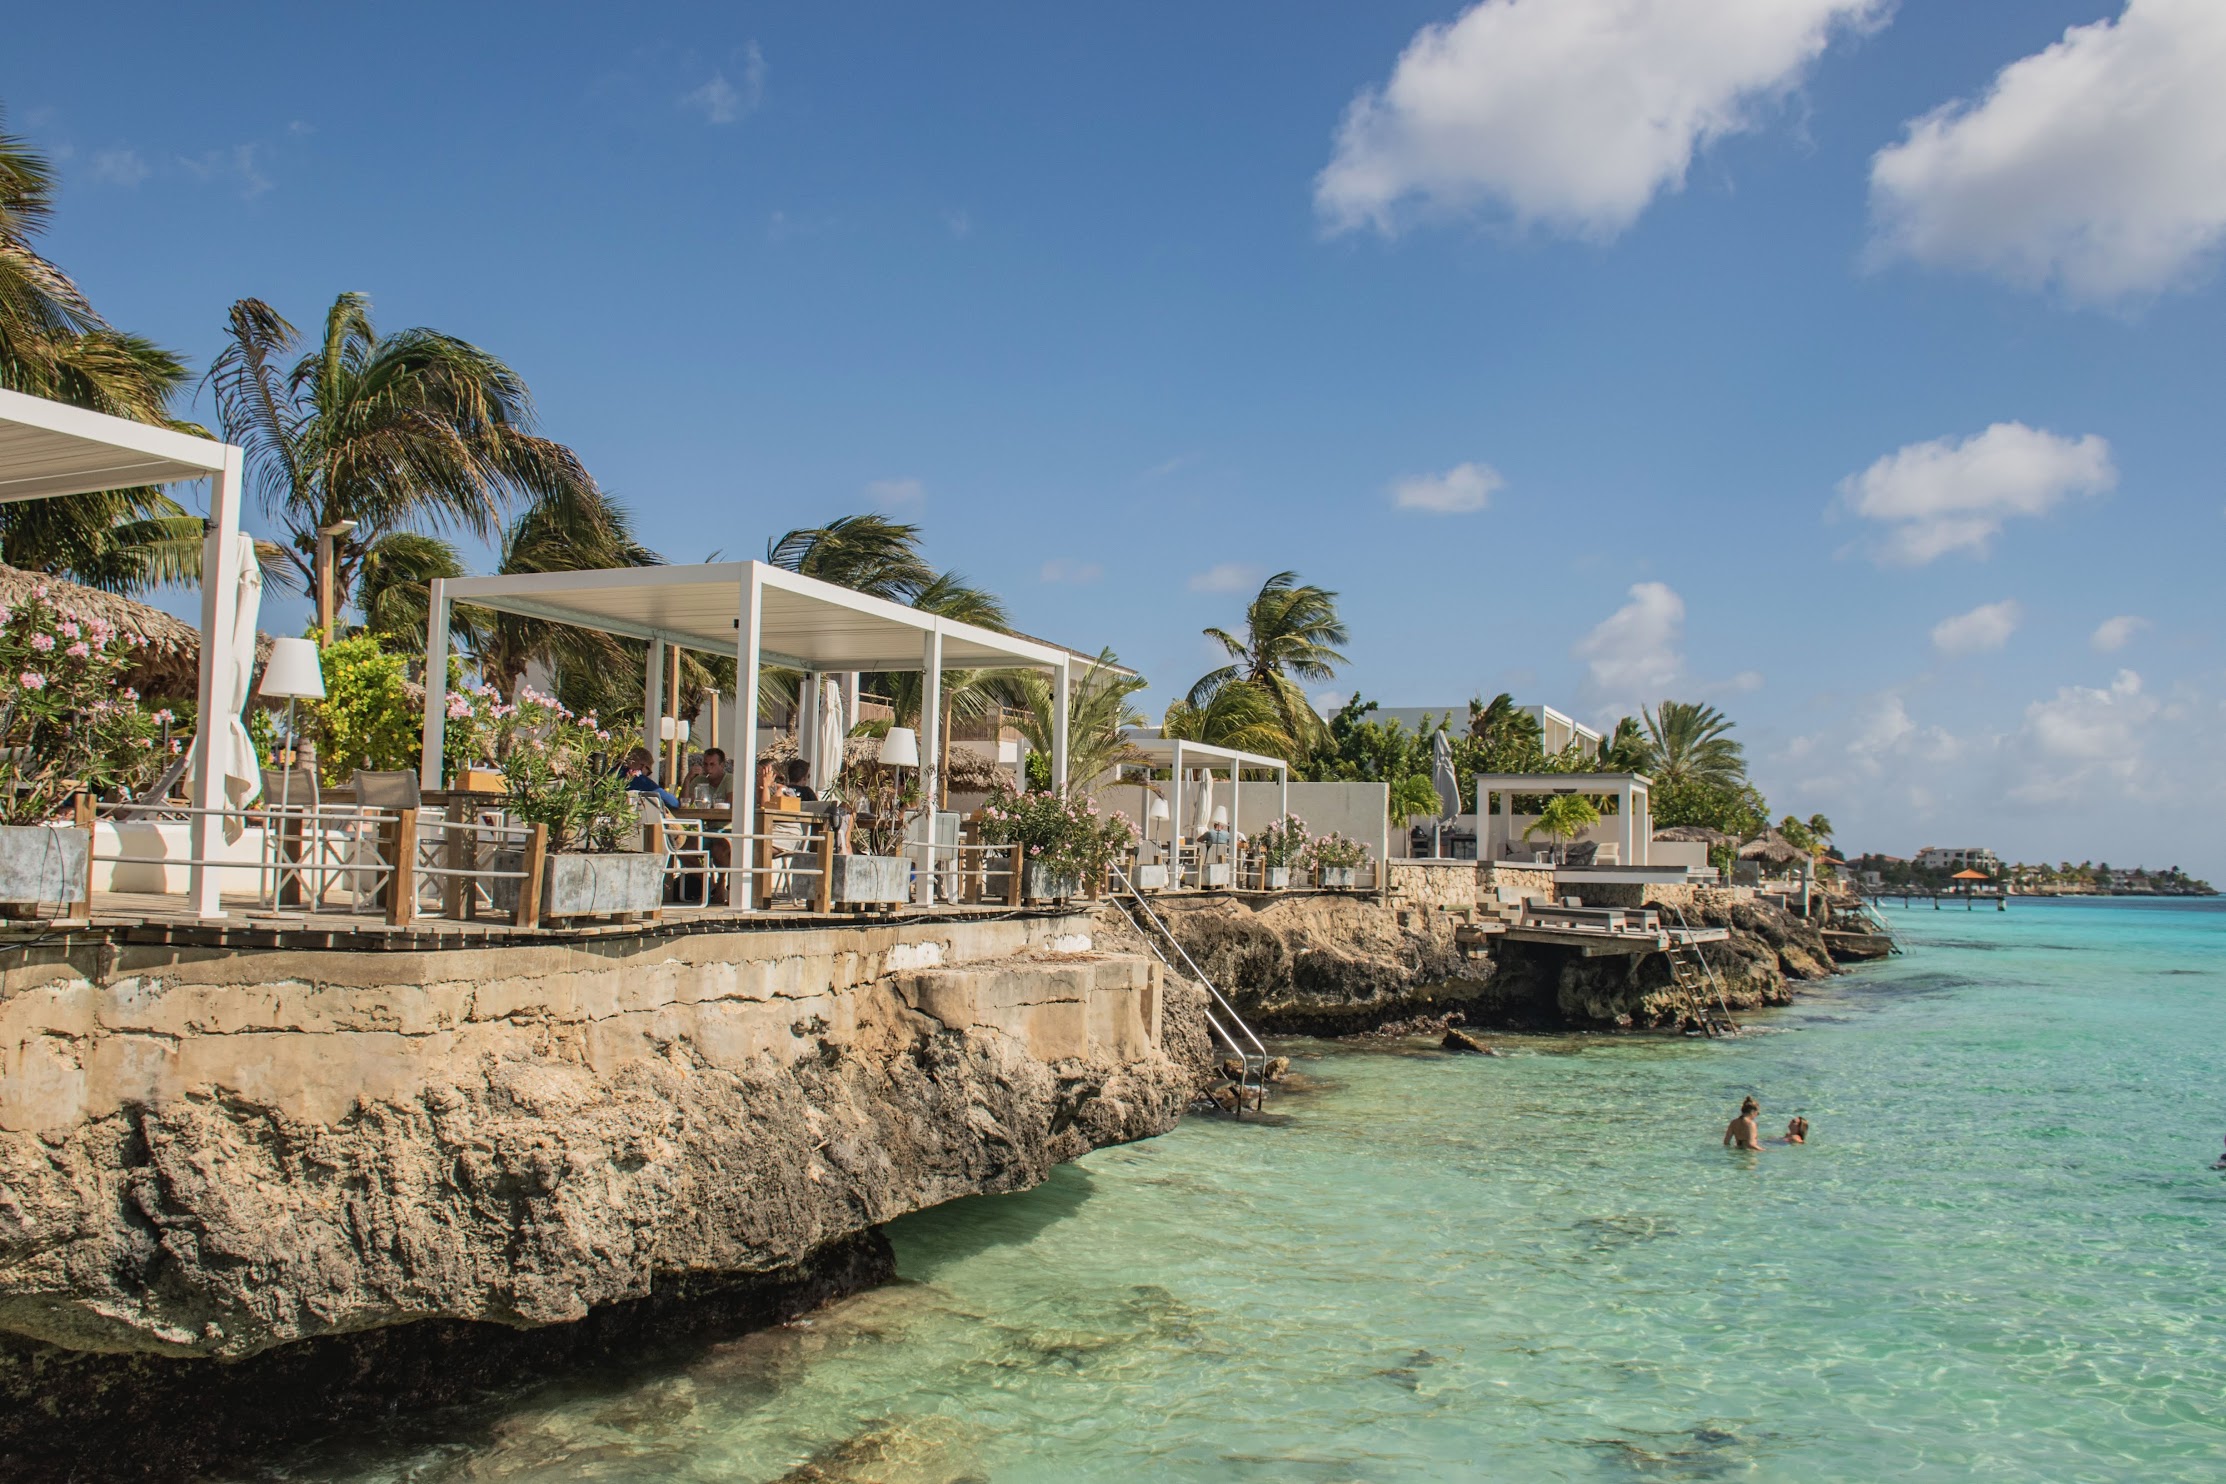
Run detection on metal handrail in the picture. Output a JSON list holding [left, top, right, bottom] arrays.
[[1660, 901, 1737, 1032], [1111, 864, 1271, 1112]]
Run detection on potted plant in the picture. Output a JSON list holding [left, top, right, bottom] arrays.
[[978, 787, 1128, 902], [1248, 813, 1308, 890], [829, 764, 919, 907], [0, 588, 172, 910], [460, 686, 663, 919], [1306, 830, 1370, 889]]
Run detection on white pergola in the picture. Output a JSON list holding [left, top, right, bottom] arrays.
[[1121, 735, 1290, 850], [0, 388, 248, 918], [1475, 771, 1653, 867], [419, 560, 1082, 908]]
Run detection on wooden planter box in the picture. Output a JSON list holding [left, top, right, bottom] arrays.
[[831, 853, 910, 907], [0, 823, 89, 907], [1316, 865, 1361, 889], [494, 849, 662, 920]]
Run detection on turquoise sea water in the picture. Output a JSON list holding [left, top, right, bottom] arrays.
[[298, 896, 2225, 1482]]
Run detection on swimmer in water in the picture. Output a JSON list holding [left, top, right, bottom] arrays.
[[2213, 1135, 2226, 1170], [1784, 1116, 1809, 1145], [1723, 1096, 1761, 1152]]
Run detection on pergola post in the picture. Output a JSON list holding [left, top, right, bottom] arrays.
[[1051, 658, 1071, 794], [643, 639, 664, 782], [1620, 779, 1636, 868], [1170, 742, 1186, 864], [417, 580, 451, 792], [734, 570, 762, 909], [187, 447, 246, 920], [917, 625, 942, 906]]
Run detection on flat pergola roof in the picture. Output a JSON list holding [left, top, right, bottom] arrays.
[[440, 560, 1070, 672], [0, 386, 233, 502], [1473, 772, 1652, 791], [1123, 735, 1291, 775]]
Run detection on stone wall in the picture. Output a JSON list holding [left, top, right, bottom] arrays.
[[0, 913, 1185, 1360]]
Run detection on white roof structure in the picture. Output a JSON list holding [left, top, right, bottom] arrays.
[[420, 560, 1094, 909], [1119, 733, 1290, 848], [1473, 771, 1654, 867], [0, 389, 249, 919]]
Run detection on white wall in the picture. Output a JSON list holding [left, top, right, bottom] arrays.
[[1090, 780, 1390, 866]]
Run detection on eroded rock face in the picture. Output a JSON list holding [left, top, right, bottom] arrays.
[[0, 928, 1187, 1361]]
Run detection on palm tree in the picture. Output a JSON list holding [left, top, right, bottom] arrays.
[[1012, 650, 1149, 795], [1162, 679, 1296, 758], [1524, 793, 1601, 865], [1189, 570, 1348, 751], [207, 293, 603, 609], [765, 514, 937, 603], [872, 570, 1015, 802], [0, 113, 207, 592], [1639, 700, 1747, 792], [1596, 715, 1650, 772]]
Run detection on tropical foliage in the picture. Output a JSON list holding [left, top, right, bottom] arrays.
[[1013, 649, 1149, 796], [1248, 813, 1310, 869], [1162, 673, 1294, 758], [976, 785, 1134, 886], [300, 635, 422, 786], [0, 585, 173, 824], [1524, 794, 1602, 862], [0, 116, 205, 592], [447, 684, 634, 853], [1304, 831, 1369, 871], [1181, 570, 1348, 759]]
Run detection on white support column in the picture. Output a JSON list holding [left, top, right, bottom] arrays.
[[188, 448, 245, 920], [644, 638, 664, 772], [917, 625, 942, 907], [798, 670, 819, 777], [1278, 767, 1289, 833], [418, 580, 451, 792], [1228, 761, 1241, 867], [1621, 780, 1636, 869], [734, 573, 762, 910], [1051, 658, 1071, 794], [1634, 784, 1651, 866], [1170, 743, 1185, 867]]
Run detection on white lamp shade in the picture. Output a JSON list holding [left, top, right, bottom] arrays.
[[1146, 796, 1171, 821], [1211, 806, 1229, 827], [659, 716, 675, 741], [677, 719, 691, 744], [878, 726, 920, 768], [258, 637, 326, 700]]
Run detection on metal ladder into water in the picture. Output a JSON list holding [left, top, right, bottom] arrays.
[[1110, 866, 1273, 1113], [1659, 902, 1740, 1037]]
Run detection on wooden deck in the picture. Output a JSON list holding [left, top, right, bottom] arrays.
[[1499, 923, 1732, 957]]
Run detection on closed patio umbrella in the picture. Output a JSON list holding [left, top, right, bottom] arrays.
[[1190, 768, 1215, 838], [811, 675, 846, 795], [1431, 728, 1460, 821], [210, 533, 264, 837]]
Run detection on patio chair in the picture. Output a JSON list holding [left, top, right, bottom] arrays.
[[346, 769, 431, 915], [257, 765, 323, 907], [110, 752, 191, 821]]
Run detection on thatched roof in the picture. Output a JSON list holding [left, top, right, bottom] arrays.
[[758, 734, 1015, 792], [0, 565, 207, 698], [1738, 830, 1809, 865], [1654, 824, 1732, 845]]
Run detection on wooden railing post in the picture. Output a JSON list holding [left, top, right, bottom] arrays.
[[64, 790, 95, 925], [385, 808, 418, 928], [513, 822, 547, 929], [443, 807, 472, 920], [647, 818, 666, 924], [813, 820, 835, 914], [1006, 848, 1024, 907]]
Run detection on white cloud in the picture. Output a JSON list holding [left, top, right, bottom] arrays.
[[1189, 563, 1260, 594], [863, 476, 924, 506], [1574, 581, 1684, 703], [1038, 558, 1102, 585], [1316, 0, 1886, 238], [2008, 669, 2165, 802], [1837, 422, 2115, 564], [90, 148, 149, 187], [942, 208, 973, 239], [1391, 461, 1503, 514], [1868, 0, 2226, 303], [2091, 614, 2149, 653], [1931, 600, 2022, 656], [680, 43, 766, 124], [179, 144, 271, 199]]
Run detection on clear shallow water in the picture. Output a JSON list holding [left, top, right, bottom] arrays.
[[291, 897, 2226, 1482]]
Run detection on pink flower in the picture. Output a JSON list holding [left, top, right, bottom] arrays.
[[119, 687, 138, 702], [152, 708, 176, 725], [65, 642, 89, 659], [28, 634, 53, 653], [133, 736, 154, 749], [169, 739, 182, 754], [19, 671, 44, 691], [59, 621, 79, 640]]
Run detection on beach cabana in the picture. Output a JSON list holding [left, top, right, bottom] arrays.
[[1475, 772, 1653, 866], [0, 388, 249, 918], [417, 561, 1082, 908], [1119, 735, 1290, 866]]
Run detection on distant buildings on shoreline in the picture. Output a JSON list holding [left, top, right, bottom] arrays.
[[1851, 850, 2214, 897]]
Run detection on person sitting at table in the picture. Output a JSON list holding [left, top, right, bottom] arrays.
[[784, 757, 818, 803], [619, 746, 681, 810], [694, 748, 733, 805]]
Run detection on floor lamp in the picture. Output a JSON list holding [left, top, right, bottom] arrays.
[[258, 637, 326, 908]]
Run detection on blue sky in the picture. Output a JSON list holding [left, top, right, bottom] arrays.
[[10, 1, 2224, 873]]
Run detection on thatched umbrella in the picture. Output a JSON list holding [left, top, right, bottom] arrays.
[[1738, 830, 1809, 866]]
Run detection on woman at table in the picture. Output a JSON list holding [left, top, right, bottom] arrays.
[[619, 746, 681, 810]]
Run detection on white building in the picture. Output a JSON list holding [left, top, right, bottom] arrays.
[[1915, 846, 2000, 872], [1368, 703, 1602, 754]]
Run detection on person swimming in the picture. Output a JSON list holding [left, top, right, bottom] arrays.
[[2212, 1135, 2226, 1170], [1783, 1116, 1809, 1145], [1723, 1096, 1761, 1152]]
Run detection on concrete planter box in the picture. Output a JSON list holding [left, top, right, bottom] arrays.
[[831, 853, 910, 906], [493, 849, 663, 919], [988, 855, 1080, 903], [1185, 861, 1231, 889], [1133, 863, 1169, 891], [1261, 866, 1292, 891], [0, 823, 88, 906], [1316, 865, 1361, 889]]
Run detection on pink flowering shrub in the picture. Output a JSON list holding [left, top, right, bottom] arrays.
[[0, 588, 167, 824], [446, 683, 633, 852], [977, 785, 1135, 886], [1304, 831, 1369, 871], [1247, 812, 1310, 868]]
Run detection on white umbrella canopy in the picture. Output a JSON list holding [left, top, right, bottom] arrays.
[[1190, 768, 1215, 837], [218, 533, 263, 835], [811, 675, 846, 795], [1431, 728, 1461, 822]]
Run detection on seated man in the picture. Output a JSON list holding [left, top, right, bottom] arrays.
[[698, 748, 734, 901]]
